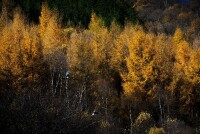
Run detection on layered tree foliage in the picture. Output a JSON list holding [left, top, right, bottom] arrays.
[[0, 12, 44, 92], [172, 28, 200, 120], [0, 1, 200, 134]]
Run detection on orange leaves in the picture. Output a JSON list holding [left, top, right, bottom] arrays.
[[187, 50, 200, 83], [0, 6, 8, 30], [120, 26, 156, 96], [0, 12, 25, 77], [175, 41, 190, 70], [173, 28, 184, 45], [43, 14, 64, 55], [0, 11, 44, 91], [89, 13, 106, 34], [0, 3, 199, 119], [176, 45, 200, 84], [172, 29, 200, 114], [22, 26, 42, 68], [39, 3, 52, 42], [67, 13, 116, 80], [0, 26, 13, 78], [67, 30, 102, 78], [173, 28, 200, 84], [39, 3, 66, 57]]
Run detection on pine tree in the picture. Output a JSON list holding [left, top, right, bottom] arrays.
[[21, 25, 43, 87], [89, 13, 106, 33], [0, 12, 44, 91], [173, 28, 184, 45], [43, 13, 64, 55], [121, 27, 155, 100], [176, 43, 200, 116]]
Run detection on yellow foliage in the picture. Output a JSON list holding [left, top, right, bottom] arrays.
[[66, 13, 112, 79], [0, 7, 8, 29], [0, 26, 13, 78], [43, 14, 64, 55], [187, 49, 200, 83], [148, 127, 165, 134], [67, 31, 102, 78], [89, 13, 106, 34], [39, 3, 52, 41], [88, 13, 108, 64], [173, 39, 200, 114], [175, 41, 191, 76], [148, 34, 175, 97], [22, 26, 43, 68], [8, 12, 25, 76], [0, 12, 43, 90], [174, 41, 200, 83], [121, 26, 156, 96], [173, 28, 184, 45], [110, 25, 134, 71]]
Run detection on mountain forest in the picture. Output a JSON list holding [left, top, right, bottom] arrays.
[[0, 0, 200, 133]]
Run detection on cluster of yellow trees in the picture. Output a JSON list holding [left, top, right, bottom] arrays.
[[0, 4, 200, 126], [0, 11, 43, 91]]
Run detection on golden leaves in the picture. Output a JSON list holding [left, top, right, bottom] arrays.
[[121, 27, 156, 96], [0, 11, 43, 91], [39, 3, 52, 42], [173, 28, 184, 45]]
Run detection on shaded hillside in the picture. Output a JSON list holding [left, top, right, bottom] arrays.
[[133, 0, 200, 32]]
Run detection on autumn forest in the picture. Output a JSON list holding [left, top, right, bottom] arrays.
[[0, 0, 200, 134]]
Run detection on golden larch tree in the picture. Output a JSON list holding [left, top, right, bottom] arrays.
[[173, 28, 184, 45], [39, 3, 52, 42], [121, 27, 156, 100]]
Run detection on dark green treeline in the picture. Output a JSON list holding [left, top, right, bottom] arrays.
[[7, 0, 137, 27]]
